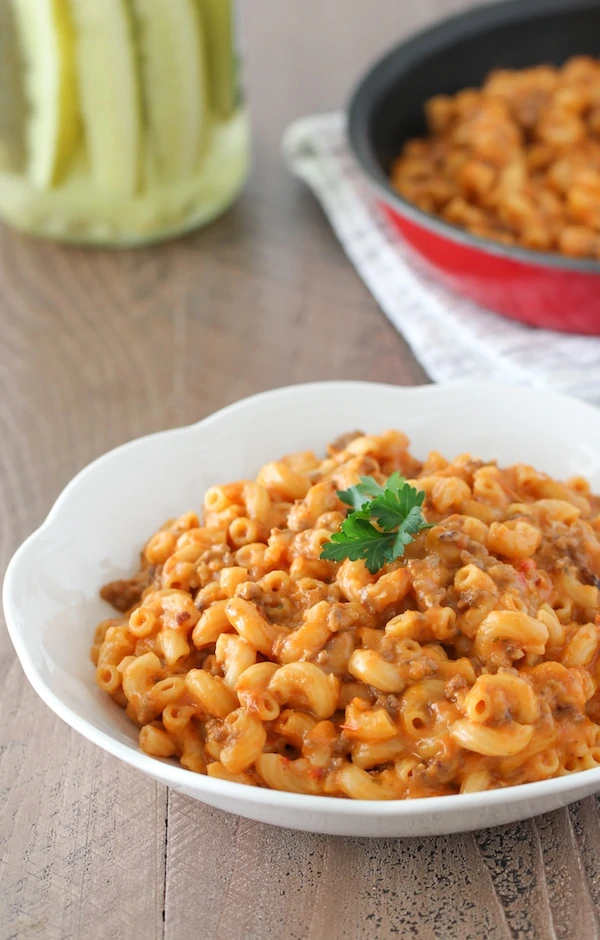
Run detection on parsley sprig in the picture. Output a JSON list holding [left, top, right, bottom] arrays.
[[320, 472, 433, 574]]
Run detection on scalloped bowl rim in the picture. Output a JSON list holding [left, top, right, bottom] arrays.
[[4, 380, 600, 831]]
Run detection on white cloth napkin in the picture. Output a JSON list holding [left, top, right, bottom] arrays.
[[283, 112, 600, 404]]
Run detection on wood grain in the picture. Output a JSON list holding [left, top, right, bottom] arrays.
[[1, 0, 600, 938]]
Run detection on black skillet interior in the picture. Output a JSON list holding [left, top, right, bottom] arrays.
[[351, 0, 600, 184]]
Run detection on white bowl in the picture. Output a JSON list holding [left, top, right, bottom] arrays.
[[4, 380, 600, 837]]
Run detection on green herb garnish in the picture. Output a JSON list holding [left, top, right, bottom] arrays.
[[320, 472, 433, 574]]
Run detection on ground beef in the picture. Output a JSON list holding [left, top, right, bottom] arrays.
[[100, 566, 154, 613]]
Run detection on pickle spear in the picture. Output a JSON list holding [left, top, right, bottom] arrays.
[[11, 0, 79, 189], [69, 0, 141, 196], [199, 0, 236, 120], [134, 0, 208, 182]]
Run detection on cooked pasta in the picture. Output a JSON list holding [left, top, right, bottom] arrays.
[[391, 56, 600, 259], [92, 430, 600, 798]]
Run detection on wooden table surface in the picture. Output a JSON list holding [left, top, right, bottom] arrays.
[[2, 1, 600, 937]]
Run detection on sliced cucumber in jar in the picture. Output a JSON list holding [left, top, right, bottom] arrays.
[[69, 0, 141, 197], [133, 0, 208, 183], [10, 0, 80, 189], [0, 3, 27, 174], [198, 0, 236, 120]]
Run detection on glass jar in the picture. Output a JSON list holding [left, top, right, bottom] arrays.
[[0, 0, 249, 245]]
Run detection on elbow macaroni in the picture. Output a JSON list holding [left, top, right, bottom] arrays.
[[92, 430, 600, 799]]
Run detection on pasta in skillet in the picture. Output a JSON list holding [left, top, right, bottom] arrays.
[[92, 430, 600, 799], [391, 55, 600, 259]]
